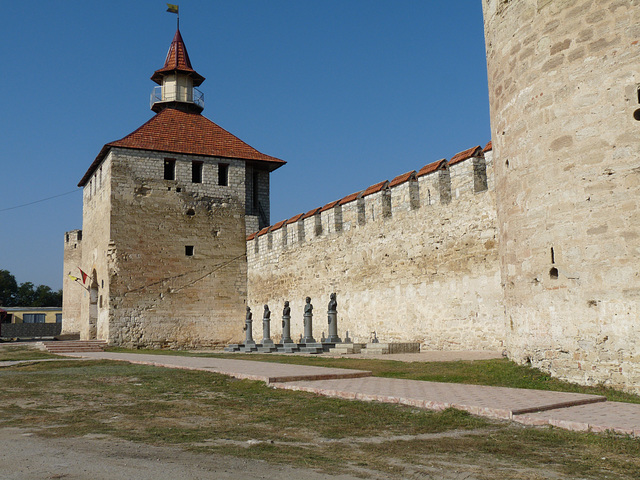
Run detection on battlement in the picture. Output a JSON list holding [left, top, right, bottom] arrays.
[[64, 229, 83, 248], [247, 142, 493, 265], [246, 141, 501, 349]]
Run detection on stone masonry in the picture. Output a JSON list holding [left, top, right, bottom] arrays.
[[483, 0, 640, 392], [247, 148, 504, 350]]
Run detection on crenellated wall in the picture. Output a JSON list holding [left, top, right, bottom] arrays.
[[246, 146, 504, 350]]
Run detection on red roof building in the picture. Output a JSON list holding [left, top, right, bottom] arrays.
[[79, 28, 284, 187]]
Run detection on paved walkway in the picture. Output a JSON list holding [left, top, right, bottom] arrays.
[[66, 351, 640, 437]]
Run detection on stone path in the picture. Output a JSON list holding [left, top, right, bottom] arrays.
[[272, 377, 605, 420], [71, 352, 371, 383], [66, 351, 640, 437]]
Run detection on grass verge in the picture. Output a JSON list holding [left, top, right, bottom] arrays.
[[1, 360, 639, 479], [106, 348, 640, 404], [0, 344, 61, 362]]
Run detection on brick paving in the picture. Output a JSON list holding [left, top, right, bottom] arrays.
[[272, 377, 605, 420], [514, 401, 640, 436], [72, 352, 372, 383], [67, 352, 640, 437]]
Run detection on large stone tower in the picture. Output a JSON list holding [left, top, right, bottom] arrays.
[[483, 1, 640, 390], [63, 28, 284, 348]]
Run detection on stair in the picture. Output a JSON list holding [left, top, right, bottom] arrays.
[[40, 340, 107, 354]]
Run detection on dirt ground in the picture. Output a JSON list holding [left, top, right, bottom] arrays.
[[0, 426, 579, 480], [0, 427, 526, 480], [0, 427, 365, 480]]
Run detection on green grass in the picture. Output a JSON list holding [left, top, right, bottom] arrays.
[[1, 359, 639, 479], [0, 344, 61, 362], [106, 348, 640, 404]]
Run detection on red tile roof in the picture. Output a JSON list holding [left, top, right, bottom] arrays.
[[417, 159, 447, 178], [362, 180, 389, 198], [449, 146, 483, 166], [270, 220, 287, 232], [151, 29, 205, 86], [246, 232, 257, 241], [338, 191, 362, 206], [389, 171, 416, 188], [286, 213, 304, 225], [319, 200, 340, 213], [302, 207, 321, 220], [256, 227, 270, 237], [483, 141, 492, 152], [79, 108, 285, 186]]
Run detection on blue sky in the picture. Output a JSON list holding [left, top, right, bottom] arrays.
[[0, 0, 490, 290]]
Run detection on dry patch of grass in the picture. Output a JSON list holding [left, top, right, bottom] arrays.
[[0, 344, 60, 362], [1, 359, 639, 479], [108, 348, 640, 404]]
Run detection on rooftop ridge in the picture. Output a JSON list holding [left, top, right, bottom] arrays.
[[246, 143, 490, 240], [79, 109, 285, 187]]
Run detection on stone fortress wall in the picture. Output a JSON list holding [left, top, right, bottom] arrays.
[[61, 229, 83, 335], [65, 147, 253, 348], [246, 145, 505, 350], [483, 0, 640, 392]]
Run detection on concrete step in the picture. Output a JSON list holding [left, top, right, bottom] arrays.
[[40, 340, 107, 354]]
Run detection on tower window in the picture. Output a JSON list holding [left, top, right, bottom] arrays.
[[550, 267, 559, 280], [218, 164, 229, 186], [185, 245, 194, 256], [164, 159, 176, 180], [192, 161, 203, 183], [252, 170, 259, 210]]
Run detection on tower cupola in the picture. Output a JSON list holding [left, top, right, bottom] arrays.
[[150, 28, 205, 114]]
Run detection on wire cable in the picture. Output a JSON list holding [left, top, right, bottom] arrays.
[[0, 189, 80, 212]]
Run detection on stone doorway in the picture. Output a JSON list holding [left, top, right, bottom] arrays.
[[88, 271, 98, 340]]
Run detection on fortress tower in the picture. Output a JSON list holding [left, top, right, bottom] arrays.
[[483, 1, 640, 389], [63, 28, 284, 348]]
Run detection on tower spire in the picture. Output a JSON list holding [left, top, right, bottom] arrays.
[[150, 26, 205, 114]]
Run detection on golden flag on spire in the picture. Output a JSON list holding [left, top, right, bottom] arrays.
[[166, 4, 179, 14]]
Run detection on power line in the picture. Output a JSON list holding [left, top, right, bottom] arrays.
[[0, 189, 80, 212]]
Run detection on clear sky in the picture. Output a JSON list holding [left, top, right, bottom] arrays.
[[0, 0, 490, 291]]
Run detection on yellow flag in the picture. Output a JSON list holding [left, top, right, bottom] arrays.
[[166, 4, 179, 14], [68, 275, 79, 281]]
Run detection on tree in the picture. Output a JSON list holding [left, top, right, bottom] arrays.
[[0, 270, 18, 307], [32, 285, 63, 307], [0, 271, 62, 308]]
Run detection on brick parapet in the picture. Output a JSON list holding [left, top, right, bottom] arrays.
[[245, 146, 501, 349], [247, 148, 492, 267]]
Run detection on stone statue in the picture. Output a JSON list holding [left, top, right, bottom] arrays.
[[326, 292, 341, 343], [244, 307, 254, 345], [302, 297, 315, 343], [281, 300, 293, 344], [328, 293, 337, 314], [262, 304, 273, 346], [304, 297, 313, 315]]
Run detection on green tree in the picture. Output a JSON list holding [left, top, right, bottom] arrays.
[[0, 271, 62, 308], [16, 282, 36, 306], [0, 270, 18, 307], [32, 285, 63, 307]]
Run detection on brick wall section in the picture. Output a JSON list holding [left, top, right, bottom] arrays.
[[483, 0, 640, 392], [74, 148, 250, 348], [246, 152, 504, 349], [79, 153, 113, 340], [61, 229, 83, 334]]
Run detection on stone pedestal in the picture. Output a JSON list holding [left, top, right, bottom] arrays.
[[281, 314, 293, 344], [326, 310, 341, 343], [245, 318, 254, 346], [302, 312, 315, 344], [262, 316, 273, 346]]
